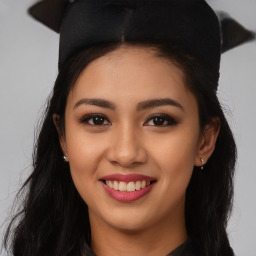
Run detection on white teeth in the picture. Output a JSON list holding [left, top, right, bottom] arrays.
[[127, 182, 136, 192], [109, 180, 113, 189], [135, 181, 141, 191], [113, 181, 119, 190], [105, 180, 152, 192], [119, 182, 126, 191]]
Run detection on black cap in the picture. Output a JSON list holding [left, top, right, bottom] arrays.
[[28, 0, 255, 74], [216, 11, 255, 53]]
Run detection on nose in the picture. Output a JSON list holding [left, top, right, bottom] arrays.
[[106, 125, 147, 167]]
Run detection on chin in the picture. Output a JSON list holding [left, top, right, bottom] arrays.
[[107, 216, 151, 233], [91, 206, 155, 232]]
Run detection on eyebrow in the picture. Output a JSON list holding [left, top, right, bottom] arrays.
[[73, 98, 184, 111], [136, 98, 184, 111], [73, 98, 116, 110]]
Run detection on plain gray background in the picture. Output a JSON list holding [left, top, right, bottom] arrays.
[[0, 0, 255, 255]]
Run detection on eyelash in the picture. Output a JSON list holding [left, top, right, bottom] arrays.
[[144, 113, 178, 127], [80, 113, 178, 127], [80, 113, 110, 126]]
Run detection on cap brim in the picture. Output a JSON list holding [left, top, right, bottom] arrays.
[[28, 0, 68, 33]]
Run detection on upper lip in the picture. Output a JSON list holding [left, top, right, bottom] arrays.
[[100, 174, 156, 183]]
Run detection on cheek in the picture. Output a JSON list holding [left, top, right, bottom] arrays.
[[147, 127, 199, 190], [64, 125, 108, 198], [149, 129, 199, 168], [67, 140, 104, 210], [65, 121, 107, 166]]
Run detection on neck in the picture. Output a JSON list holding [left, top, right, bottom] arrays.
[[89, 207, 187, 256]]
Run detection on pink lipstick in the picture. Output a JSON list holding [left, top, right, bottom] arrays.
[[100, 174, 156, 202]]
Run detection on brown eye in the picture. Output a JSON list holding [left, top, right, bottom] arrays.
[[81, 114, 110, 126], [152, 116, 167, 126], [144, 114, 178, 127]]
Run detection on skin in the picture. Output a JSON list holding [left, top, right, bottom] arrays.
[[54, 45, 219, 256]]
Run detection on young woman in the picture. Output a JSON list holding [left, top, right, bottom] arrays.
[[4, 0, 236, 255]]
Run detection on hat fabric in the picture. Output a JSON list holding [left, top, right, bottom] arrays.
[[29, 0, 256, 70], [59, 0, 221, 72]]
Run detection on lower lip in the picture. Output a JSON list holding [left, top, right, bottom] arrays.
[[102, 182, 154, 202]]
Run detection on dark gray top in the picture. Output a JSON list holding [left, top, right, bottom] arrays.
[[167, 239, 198, 256], [69, 238, 198, 256]]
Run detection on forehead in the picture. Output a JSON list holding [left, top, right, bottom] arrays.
[[68, 46, 196, 111]]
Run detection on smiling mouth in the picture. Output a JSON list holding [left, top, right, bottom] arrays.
[[99, 174, 157, 202], [102, 180, 155, 192]]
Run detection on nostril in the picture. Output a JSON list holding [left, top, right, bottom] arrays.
[[106, 139, 148, 167]]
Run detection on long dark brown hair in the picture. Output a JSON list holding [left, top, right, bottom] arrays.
[[4, 42, 236, 256]]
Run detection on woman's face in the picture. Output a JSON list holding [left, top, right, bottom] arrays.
[[60, 46, 206, 232]]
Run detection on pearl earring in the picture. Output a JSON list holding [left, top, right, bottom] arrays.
[[63, 155, 69, 162], [200, 158, 205, 170]]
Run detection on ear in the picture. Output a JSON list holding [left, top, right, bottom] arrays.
[[53, 114, 68, 157], [194, 117, 220, 167]]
